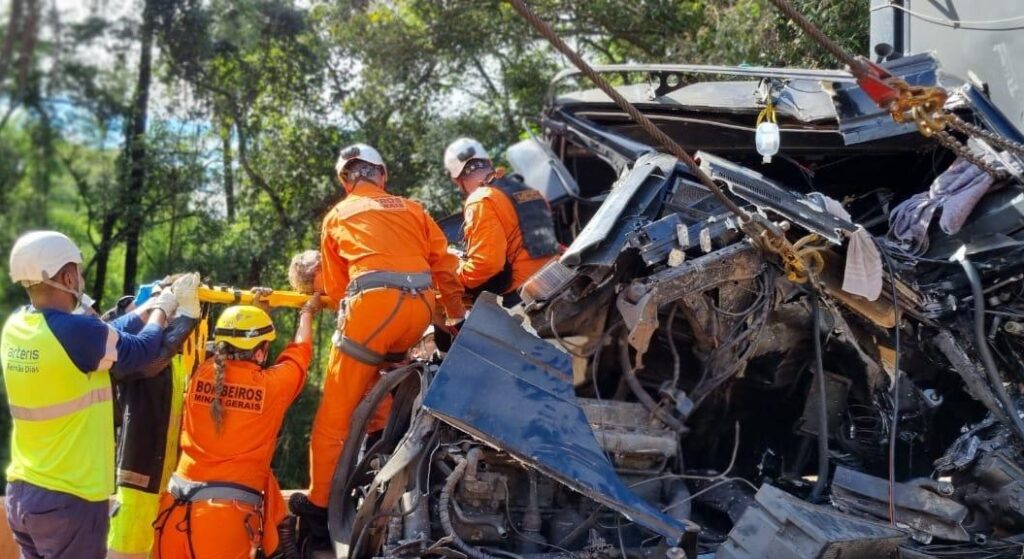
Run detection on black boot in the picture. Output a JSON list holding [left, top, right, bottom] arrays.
[[265, 515, 300, 559], [288, 493, 331, 552]]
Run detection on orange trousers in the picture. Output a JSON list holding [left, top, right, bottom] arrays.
[[308, 288, 433, 507], [153, 494, 261, 559]]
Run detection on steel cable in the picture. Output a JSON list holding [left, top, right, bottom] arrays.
[[506, 0, 750, 223], [765, 0, 864, 75]]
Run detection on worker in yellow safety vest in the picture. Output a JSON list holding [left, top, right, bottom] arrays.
[[0, 231, 196, 559], [107, 275, 204, 559]]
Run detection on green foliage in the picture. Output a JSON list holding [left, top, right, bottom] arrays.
[[0, 0, 868, 489]]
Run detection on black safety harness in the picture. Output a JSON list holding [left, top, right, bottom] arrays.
[[153, 473, 265, 559], [466, 175, 560, 297]]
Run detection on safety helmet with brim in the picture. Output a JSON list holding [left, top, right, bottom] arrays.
[[214, 305, 277, 351], [9, 231, 86, 305], [444, 137, 490, 179], [335, 143, 387, 177]]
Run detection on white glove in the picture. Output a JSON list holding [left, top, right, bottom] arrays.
[[173, 272, 201, 318], [153, 288, 178, 317]]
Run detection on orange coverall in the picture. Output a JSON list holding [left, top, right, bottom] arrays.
[[458, 181, 555, 294], [154, 342, 311, 559], [309, 183, 463, 507]]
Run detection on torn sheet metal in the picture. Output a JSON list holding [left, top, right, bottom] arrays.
[[617, 242, 762, 353], [422, 295, 691, 543], [696, 151, 857, 244], [717, 484, 905, 559], [831, 53, 940, 145], [831, 466, 970, 543], [561, 152, 677, 267], [545, 110, 654, 174]]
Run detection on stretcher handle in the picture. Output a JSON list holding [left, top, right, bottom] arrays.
[[198, 286, 337, 310]]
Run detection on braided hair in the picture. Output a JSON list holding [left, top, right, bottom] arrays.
[[211, 341, 228, 432], [209, 340, 265, 433]]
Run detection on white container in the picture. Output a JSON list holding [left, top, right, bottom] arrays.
[[756, 121, 780, 164]]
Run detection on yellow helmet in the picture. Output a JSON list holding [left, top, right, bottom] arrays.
[[213, 305, 276, 350]]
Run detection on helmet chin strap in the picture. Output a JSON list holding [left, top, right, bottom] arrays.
[[41, 279, 84, 308]]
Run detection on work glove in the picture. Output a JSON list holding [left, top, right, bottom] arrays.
[[173, 272, 202, 318], [440, 317, 464, 339], [153, 287, 179, 317], [251, 286, 273, 312]]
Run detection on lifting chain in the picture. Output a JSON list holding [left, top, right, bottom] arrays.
[[782, 233, 827, 285], [946, 115, 1024, 158], [765, 0, 1020, 182], [932, 129, 1009, 180]]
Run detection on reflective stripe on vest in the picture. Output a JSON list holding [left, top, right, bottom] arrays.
[[8, 385, 112, 421], [489, 176, 560, 259], [1, 307, 115, 502]]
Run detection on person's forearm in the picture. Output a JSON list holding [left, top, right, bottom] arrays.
[[294, 309, 314, 344], [147, 307, 168, 329]]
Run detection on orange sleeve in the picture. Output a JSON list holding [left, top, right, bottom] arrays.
[[267, 342, 312, 405], [423, 209, 465, 321], [320, 214, 350, 307], [458, 198, 508, 289]]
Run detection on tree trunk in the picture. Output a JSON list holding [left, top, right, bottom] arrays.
[[91, 213, 118, 307], [0, 0, 25, 86], [220, 120, 235, 220], [121, 0, 156, 294]]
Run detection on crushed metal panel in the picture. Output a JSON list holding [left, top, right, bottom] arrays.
[[617, 242, 762, 353], [552, 66, 848, 124], [422, 295, 689, 543], [561, 152, 677, 267], [549, 111, 654, 172], [831, 466, 969, 543], [716, 484, 905, 559], [831, 53, 940, 144], [697, 151, 857, 244]]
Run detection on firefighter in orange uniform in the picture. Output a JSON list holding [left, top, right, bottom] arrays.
[[153, 300, 320, 558], [290, 143, 464, 543], [443, 137, 560, 306]]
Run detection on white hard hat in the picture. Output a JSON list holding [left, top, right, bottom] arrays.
[[335, 143, 387, 177], [9, 231, 83, 286], [444, 137, 490, 179]]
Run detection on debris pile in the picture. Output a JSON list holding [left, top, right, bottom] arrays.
[[334, 54, 1024, 559]]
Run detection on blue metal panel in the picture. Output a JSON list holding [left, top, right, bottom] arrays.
[[423, 295, 688, 543]]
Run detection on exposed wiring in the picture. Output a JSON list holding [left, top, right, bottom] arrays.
[[956, 252, 1024, 443], [618, 334, 688, 432], [662, 477, 761, 513], [438, 457, 506, 559], [630, 422, 742, 487], [870, 3, 1024, 31], [665, 304, 682, 389], [500, 479, 574, 555], [875, 239, 902, 526], [808, 292, 831, 502]]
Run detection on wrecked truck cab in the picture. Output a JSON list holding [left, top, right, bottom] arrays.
[[330, 53, 1024, 559]]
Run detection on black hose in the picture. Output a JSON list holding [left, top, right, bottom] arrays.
[[958, 256, 1024, 442], [328, 362, 422, 547], [617, 335, 687, 432], [438, 457, 504, 559], [808, 293, 830, 501]]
